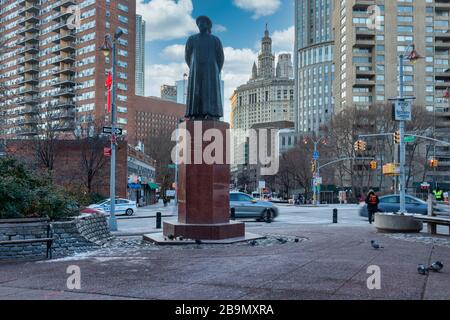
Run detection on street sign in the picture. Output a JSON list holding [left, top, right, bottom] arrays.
[[394, 100, 412, 121], [404, 136, 415, 143], [103, 147, 112, 157], [313, 151, 319, 160], [314, 177, 322, 186], [168, 164, 176, 169], [103, 126, 123, 135], [421, 182, 430, 190]]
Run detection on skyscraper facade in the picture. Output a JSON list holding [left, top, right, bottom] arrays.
[[0, 0, 136, 139], [135, 13, 145, 96], [295, 0, 334, 133]]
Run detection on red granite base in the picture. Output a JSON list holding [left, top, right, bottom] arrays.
[[163, 221, 245, 240]]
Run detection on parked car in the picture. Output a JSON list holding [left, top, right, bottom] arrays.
[[80, 207, 107, 215], [230, 192, 279, 222], [358, 194, 448, 217], [88, 198, 137, 216]]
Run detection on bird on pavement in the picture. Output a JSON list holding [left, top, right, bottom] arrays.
[[277, 237, 287, 244], [249, 240, 257, 246], [429, 261, 444, 272], [195, 239, 202, 245], [177, 236, 184, 241], [417, 264, 429, 275], [371, 240, 383, 249], [167, 234, 175, 240]]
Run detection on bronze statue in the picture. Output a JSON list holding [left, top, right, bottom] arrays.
[[185, 16, 224, 120]]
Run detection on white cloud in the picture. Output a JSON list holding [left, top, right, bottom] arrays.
[[214, 24, 227, 33], [137, 0, 197, 41], [233, 0, 281, 19], [272, 25, 294, 53], [160, 44, 185, 60], [147, 45, 258, 123]]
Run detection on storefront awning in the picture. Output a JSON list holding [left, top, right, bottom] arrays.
[[149, 182, 159, 190], [128, 183, 141, 189]]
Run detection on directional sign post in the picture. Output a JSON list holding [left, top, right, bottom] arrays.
[[313, 151, 319, 160], [103, 126, 123, 135]]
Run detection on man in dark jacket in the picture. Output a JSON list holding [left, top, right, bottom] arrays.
[[365, 190, 379, 224]]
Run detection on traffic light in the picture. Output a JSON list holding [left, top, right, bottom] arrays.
[[394, 131, 401, 144], [429, 158, 439, 168], [354, 140, 367, 152], [370, 160, 377, 170]]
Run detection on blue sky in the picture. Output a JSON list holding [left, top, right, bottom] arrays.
[[136, 0, 295, 122]]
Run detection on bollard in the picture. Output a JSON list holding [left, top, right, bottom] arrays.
[[333, 208, 338, 223], [156, 212, 162, 229], [230, 208, 235, 220]]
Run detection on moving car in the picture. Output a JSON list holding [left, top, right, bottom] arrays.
[[88, 198, 137, 216], [359, 194, 448, 217], [230, 192, 279, 222]]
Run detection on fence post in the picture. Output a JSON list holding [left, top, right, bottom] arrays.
[[333, 208, 338, 223], [156, 212, 162, 229]]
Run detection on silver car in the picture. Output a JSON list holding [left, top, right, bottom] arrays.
[[230, 192, 279, 223], [88, 198, 137, 216]]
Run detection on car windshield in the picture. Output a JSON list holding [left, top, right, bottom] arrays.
[[95, 200, 109, 205]]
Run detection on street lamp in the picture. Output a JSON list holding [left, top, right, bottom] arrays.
[[304, 135, 327, 205], [395, 43, 423, 214], [100, 27, 124, 231]]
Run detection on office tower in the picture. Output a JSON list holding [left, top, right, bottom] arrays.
[[135, 13, 145, 96], [295, 0, 334, 133]]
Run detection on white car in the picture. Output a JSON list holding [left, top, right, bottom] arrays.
[[88, 198, 137, 216]]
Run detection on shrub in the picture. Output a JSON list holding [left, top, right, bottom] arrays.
[[0, 157, 78, 219]]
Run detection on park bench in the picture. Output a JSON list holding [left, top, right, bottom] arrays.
[[0, 218, 54, 259], [413, 196, 450, 236]]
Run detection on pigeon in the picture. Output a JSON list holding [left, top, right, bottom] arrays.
[[195, 239, 202, 245], [249, 240, 257, 246], [277, 237, 287, 244], [177, 236, 184, 241], [429, 261, 444, 272], [371, 240, 383, 249], [294, 238, 300, 243], [167, 234, 175, 240], [417, 264, 429, 275]]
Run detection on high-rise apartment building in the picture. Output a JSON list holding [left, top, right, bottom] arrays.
[[333, 0, 450, 185], [135, 13, 145, 96], [0, 0, 136, 139], [295, 0, 334, 133]]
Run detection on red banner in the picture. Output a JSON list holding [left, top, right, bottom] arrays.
[[105, 72, 112, 113]]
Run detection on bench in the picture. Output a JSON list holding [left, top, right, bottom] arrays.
[[412, 195, 450, 236], [413, 215, 450, 235], [0, 218, 54, 259]]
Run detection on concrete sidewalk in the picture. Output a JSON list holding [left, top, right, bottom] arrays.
[[1, 224, 449, 300]]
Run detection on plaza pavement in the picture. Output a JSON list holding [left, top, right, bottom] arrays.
[[1, 222, 450, 300]]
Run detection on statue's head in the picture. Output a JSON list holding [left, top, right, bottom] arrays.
[[196, 16, 212, 34]]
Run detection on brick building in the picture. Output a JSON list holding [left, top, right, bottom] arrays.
[[0, 0, 136, 138], [128, 95, 186, 146]]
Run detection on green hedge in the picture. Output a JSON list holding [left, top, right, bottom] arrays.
[[0, 157, 78, 219]]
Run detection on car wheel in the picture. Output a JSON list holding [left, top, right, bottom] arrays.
[[261, 209, 274, 223], [125, 209, 134, 216]]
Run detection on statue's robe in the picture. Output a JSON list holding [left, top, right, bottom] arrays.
[[185, 32, 224, 119]]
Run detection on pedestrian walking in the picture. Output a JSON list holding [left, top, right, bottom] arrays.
[[365, 190, 379, 224]]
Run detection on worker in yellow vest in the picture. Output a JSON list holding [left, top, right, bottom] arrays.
[[433, 189, 444, 201]]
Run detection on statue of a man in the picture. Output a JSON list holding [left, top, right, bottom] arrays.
[[185, 16, 224, 120]]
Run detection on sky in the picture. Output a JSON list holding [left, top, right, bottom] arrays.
[[136, 0, 295, 123]]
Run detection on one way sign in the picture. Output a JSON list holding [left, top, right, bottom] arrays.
[[103, 126, 123, 135]]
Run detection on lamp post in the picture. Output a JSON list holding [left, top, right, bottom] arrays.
[[396, 44, 422, 214], [100, 27, 124, 231]]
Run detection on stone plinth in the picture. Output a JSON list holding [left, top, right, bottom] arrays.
[[163, 120, 245, 240], [375, 212, 423, 233]]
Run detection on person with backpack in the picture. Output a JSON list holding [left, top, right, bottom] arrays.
[[365, 190, 379, 224]]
